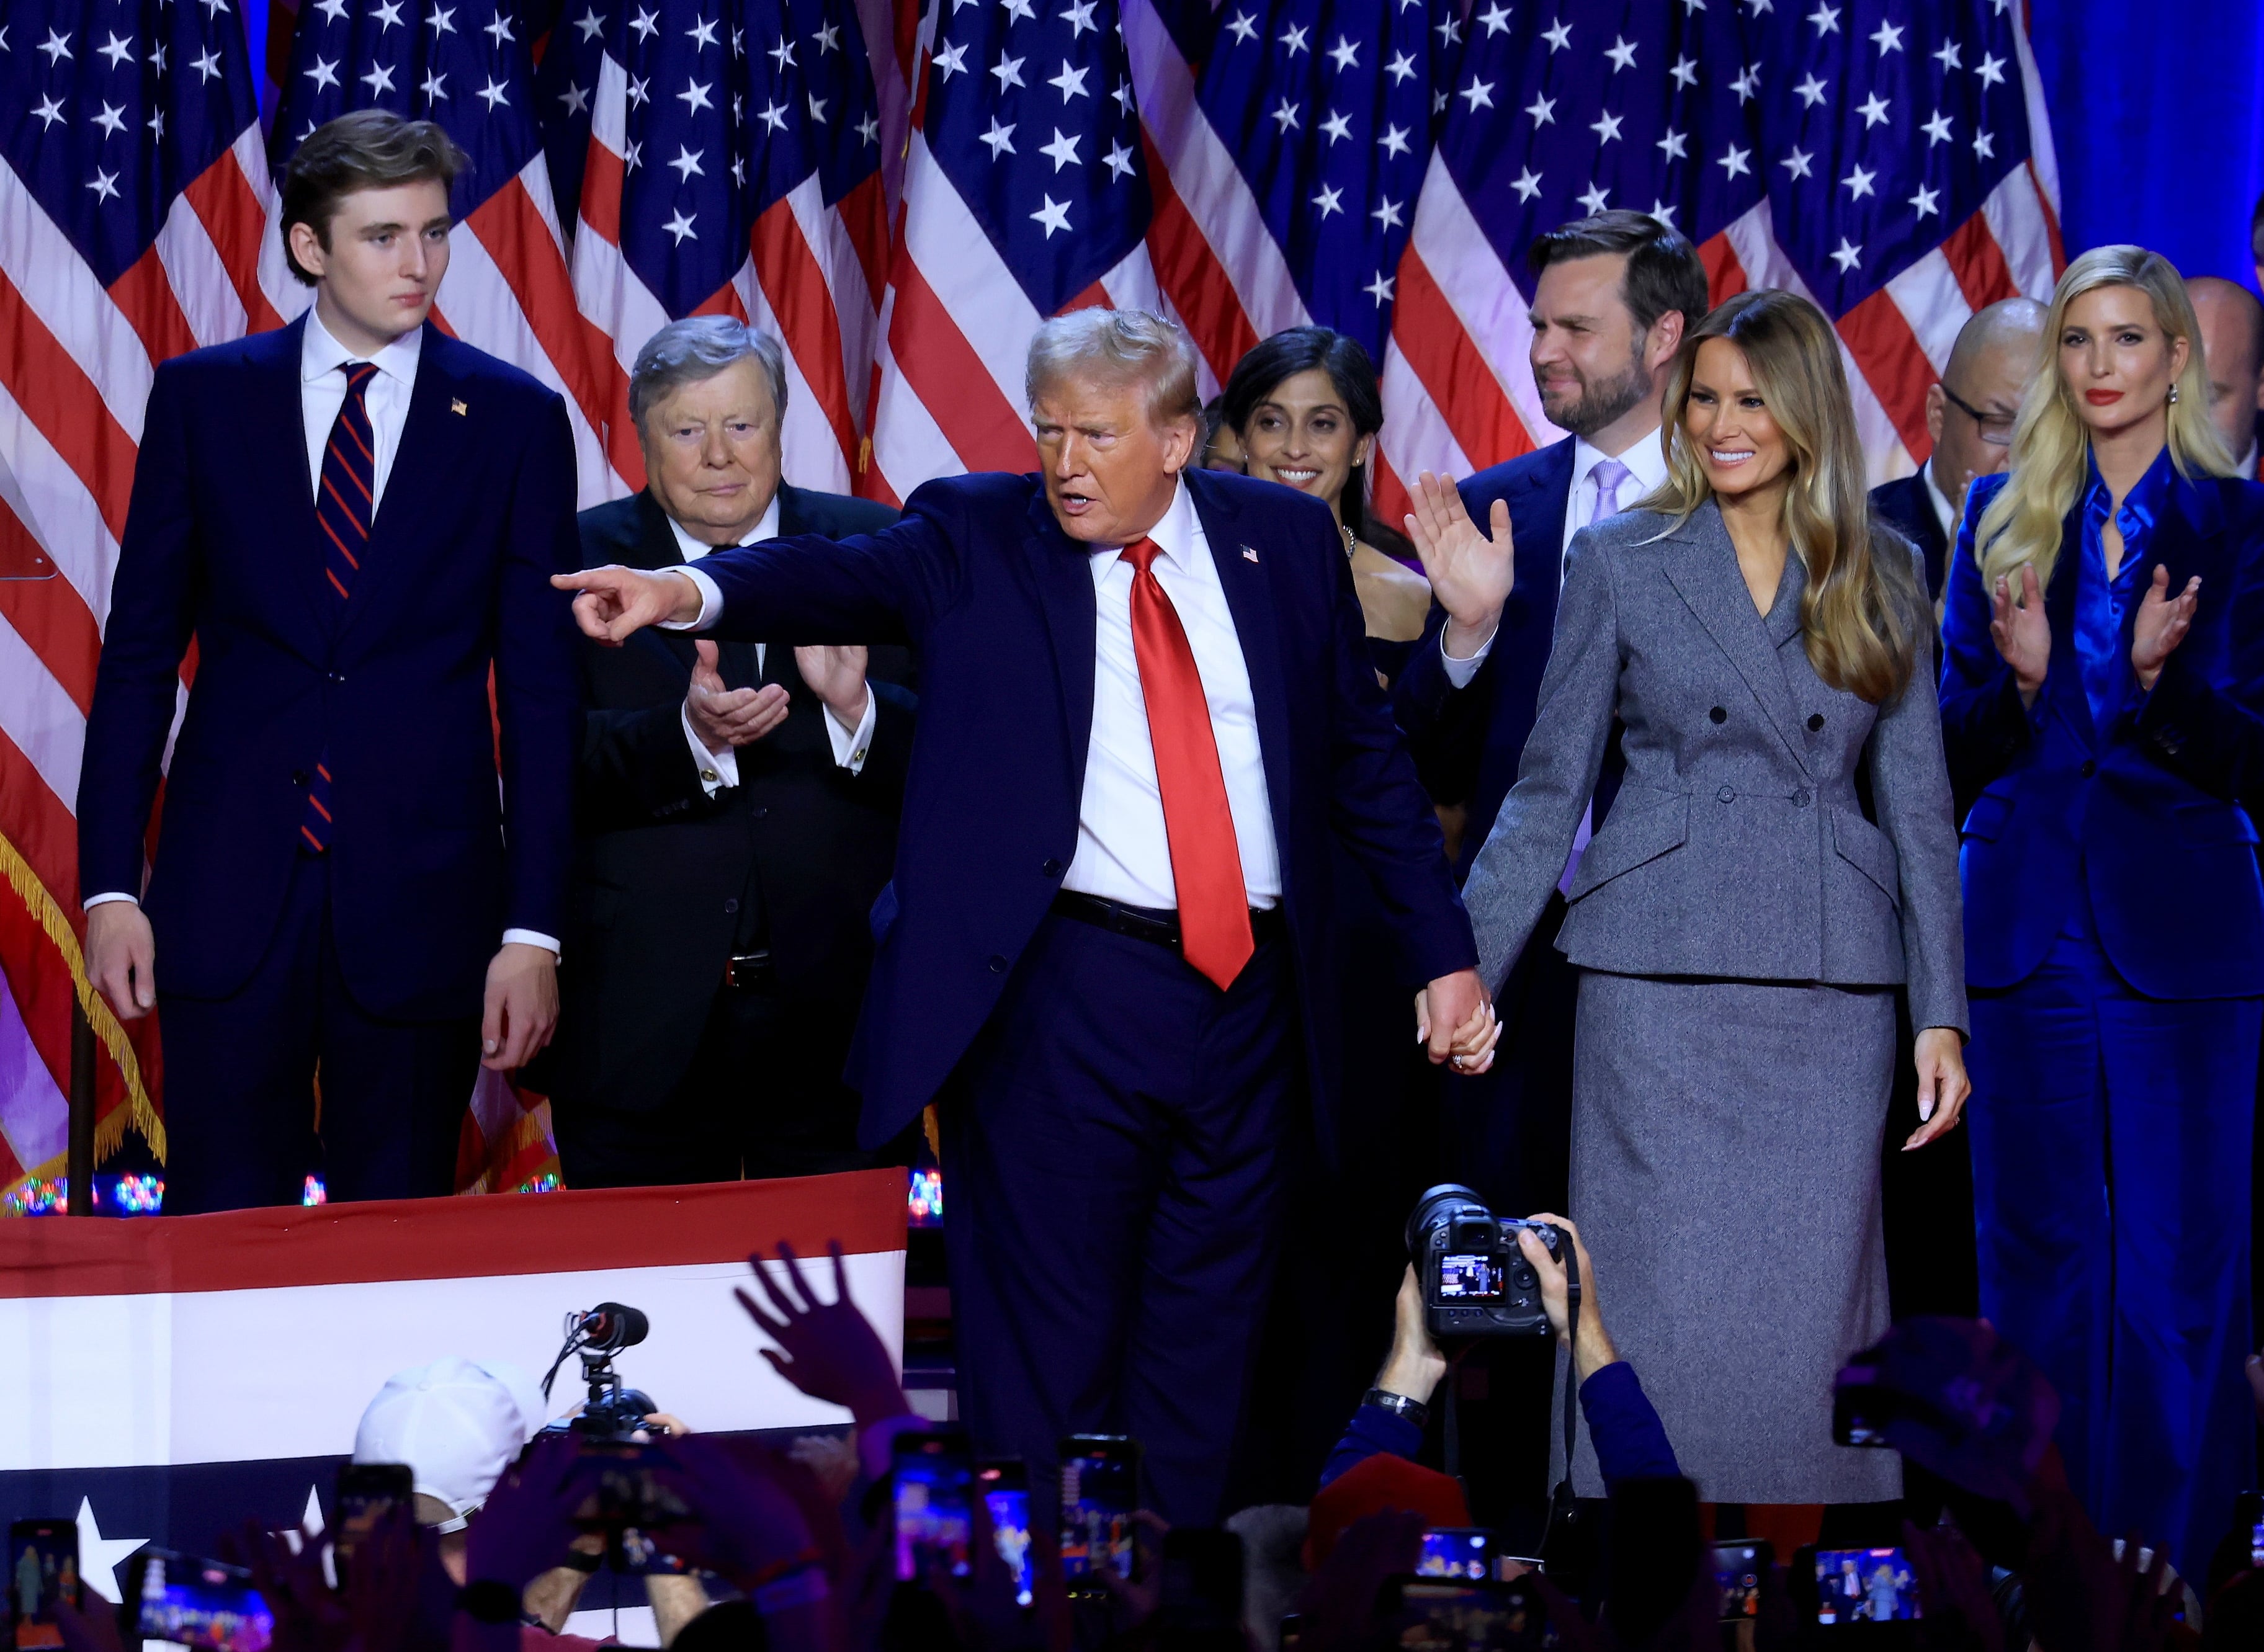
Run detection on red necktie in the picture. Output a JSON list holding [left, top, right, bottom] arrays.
[[1119, 537, 1253, 991]]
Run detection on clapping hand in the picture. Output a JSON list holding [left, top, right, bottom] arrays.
[[1988, 566, 2051, 706], [736, 1241, 910, 1430], [794, 646, 872, 728], [1403, 472, 1514, 659], [687, 641, 790, 755], [2130, 564, 2201, 692]]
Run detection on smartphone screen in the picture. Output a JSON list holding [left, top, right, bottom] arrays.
[[1813, 1547, 1920, 1624], [2239, 1491, 2264, 1569], [1418, 1528, 1495, 1581], [1058, 1435, 1139, 1585], [131, 1550, 275, 1652], [8, 1522, 79, 1651], [1386, 1578, 1553, 1650], [1713, 1540, 1770, 1622], [893, 1432, 973, 1584], [977, 1463, 1032, 1607]]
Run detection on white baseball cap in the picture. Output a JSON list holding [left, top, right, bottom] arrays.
[[352, 1357, 548, 1532]]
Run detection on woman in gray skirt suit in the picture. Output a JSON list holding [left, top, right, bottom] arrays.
[[1409, 288, 1971, 1504]]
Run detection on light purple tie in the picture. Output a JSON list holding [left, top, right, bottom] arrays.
[[1559, 460, 1634, 895]]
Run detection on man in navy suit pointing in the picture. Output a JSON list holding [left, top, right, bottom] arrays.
[[79, 112, 580, 1212], [558, 310, 1493, 1523]]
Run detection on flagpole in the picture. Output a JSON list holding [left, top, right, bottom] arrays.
[[68, 1001, 95, 1217]]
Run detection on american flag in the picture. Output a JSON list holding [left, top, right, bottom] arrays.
[[560, 0, 893, 494], [1372, 0, 2060, 518]]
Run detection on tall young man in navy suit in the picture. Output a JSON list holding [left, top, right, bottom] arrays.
[[1394, 211, 1708, 1223], [558, 310, 1492, 1524], [78, 112, 581, 1213]]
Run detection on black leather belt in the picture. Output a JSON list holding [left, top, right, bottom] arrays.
[[1050, 891, 1284, 951], [723, 950, 776, 990]]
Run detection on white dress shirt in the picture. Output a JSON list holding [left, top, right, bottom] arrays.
[[666, 499, 879, 794], [1920, 458, 1959, 543], [87, 311, 560, 957]]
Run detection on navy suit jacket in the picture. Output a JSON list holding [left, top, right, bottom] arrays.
[[1869, 471, 1951, 600], [1940, 468, 2264, 998], [682, 467, 1477, 1148], [1392, 438, 1611, 873], [78, 316, 581, 1020]]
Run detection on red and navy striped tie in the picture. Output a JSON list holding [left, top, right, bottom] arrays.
[[301, 361, 378, 854]]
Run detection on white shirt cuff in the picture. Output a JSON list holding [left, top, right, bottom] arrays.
[[84, 892, 138, 910], [824, 684, 877, 774], [682, 701, 739, 795], [501, 929, 560, 958], [1439, 625, 1497, 689], [659, 566, 723, 631]]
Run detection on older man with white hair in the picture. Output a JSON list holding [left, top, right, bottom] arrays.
[[555, 309, 1489, 1524]]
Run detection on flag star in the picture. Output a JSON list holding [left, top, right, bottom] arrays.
[[999, 0, 1036, 20], [1656, 126, 1687, 160], [1670, 53, 1698, 88], [1510, 165, 1542, 200], [87, 168, 120, 203], [190, 47, 221, 78], [1780, 146, 1812, 178], [730, 156, 745, 185], [30, 94, 64, 128], [933, 39, 969, 79], [1604, 34, 1637, 69], [1541, 17, 1572, 48], [1807, 3, 1838, 30], [1060, 0, 1098, 32], [420, 68, 448, 98], [558, 81, 588, 114], [1650, 199, 1678, 226], [732, 92, 741, 120], [1101, 138, 1134, 179], [663, 208, 697, 244], [1048, 59, 1089, 98], [483, 12, 513, 44], [813, 19, 842, 50], [1932, 39, 1962, 71], [1224, 10, 1257, 42], [677, 77, 713, 112], [858, 113, 880, 144], [1975, 51, 2005, 86], [1433, 88, 1448, 114], [1112, 78, 1135, 112], [1320, 109, 1352, 143], [621, 138, 642, 170], [1717, 143, 1751, 177], [575, 8, 605, 40], [315, 0, 349, 20], [96, 30, 133, 67], [980, 115, 1016, 155], [477, 74, 509, 109], [1435, 14, 1461, 43], [1577, 183, 1610, 214], [1039, 127, 1081, 168], [1031, 194, 1072, 236], [668, 144, 704, 180], [1524, 92, 1555, 123], [1383, 49, 1415, 83], [1590, 109, 1623, 141], [1312, 183, 1343, 218], [756, 98, 786, 129], [1908, 183, 1940, 217], [629, 7, 658, 38], [1460, 78, 1495, 110], [360, 61, 394, 93], [1379, 122, 1411, 158], [1841, 163, 1876, 198], [1857, 92, 1890, 126], [200, 0, 230, 19], [1364, 271, 1394, 305], [991, 52, 1026, 89], [148, 107, 164, 138], [807, 91, 827, 120], [1830, 238, 1861, 272], [1270, 96, 1301, 131], [76, 1502, 148, 1605], [1973, 128, 1995, 158], [1794, 72, 1826, 105], [1475, 3, 1509, 35], [1328, 33, 1361, 66], [1922, 108, 1953, 144], [1730, 63, 1759, 100], [768, 36, 795, 67], [150, 42, 166, 71], [425, 3, 454, 30], [370, 0, 402, 27], [686, 14, 718, 47], [37, 28, 73, 63], [1279, 21, 1309, 53], [626, 74, 650, 105], [1372, 195, 1404, 230], [1870, 19, 1903, 51], [92, 100, 127, 136]]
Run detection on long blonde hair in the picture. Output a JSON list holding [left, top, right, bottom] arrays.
[[1974, 246, 2236, 591], [1647, 289, 1920, 704]]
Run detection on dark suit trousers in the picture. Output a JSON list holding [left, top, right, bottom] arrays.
[[943, 912, 1299, 1527], [552, 984, 870, 1187], [157, 853, 478, 1213]]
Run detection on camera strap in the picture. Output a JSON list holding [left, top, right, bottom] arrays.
[[1545, 1239, 1583, 1546]]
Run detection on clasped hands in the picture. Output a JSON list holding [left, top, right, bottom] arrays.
[[1418, 968, 1498, 1076], [687, 639, 871, 757], [1990, 560, 2199, 706]]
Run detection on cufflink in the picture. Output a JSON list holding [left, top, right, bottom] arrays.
[[700, 769, 718, 782], [852, 748, 867, 764]]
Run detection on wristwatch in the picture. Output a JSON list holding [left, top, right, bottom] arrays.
[[1363, 1388, 1430, 1431]]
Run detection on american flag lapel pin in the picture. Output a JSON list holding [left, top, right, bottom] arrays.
[[1241, 545, 1259, 563], [451, 398, 468, 416]]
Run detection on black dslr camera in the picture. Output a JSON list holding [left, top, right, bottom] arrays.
[[539, 1302, 664, 1442], [1405, 1185, 1566, 1339]]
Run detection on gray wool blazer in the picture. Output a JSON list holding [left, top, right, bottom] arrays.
[[1460, 499, 1969, 1035]]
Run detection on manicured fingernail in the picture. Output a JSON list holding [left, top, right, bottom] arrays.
[[485, 1039, 498, 1053]]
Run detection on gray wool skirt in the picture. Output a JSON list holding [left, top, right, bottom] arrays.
[[1554, 969, 1902, 1505]]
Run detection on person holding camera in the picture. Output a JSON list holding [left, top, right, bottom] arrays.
[[1415, 288, 1971, 1508]]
